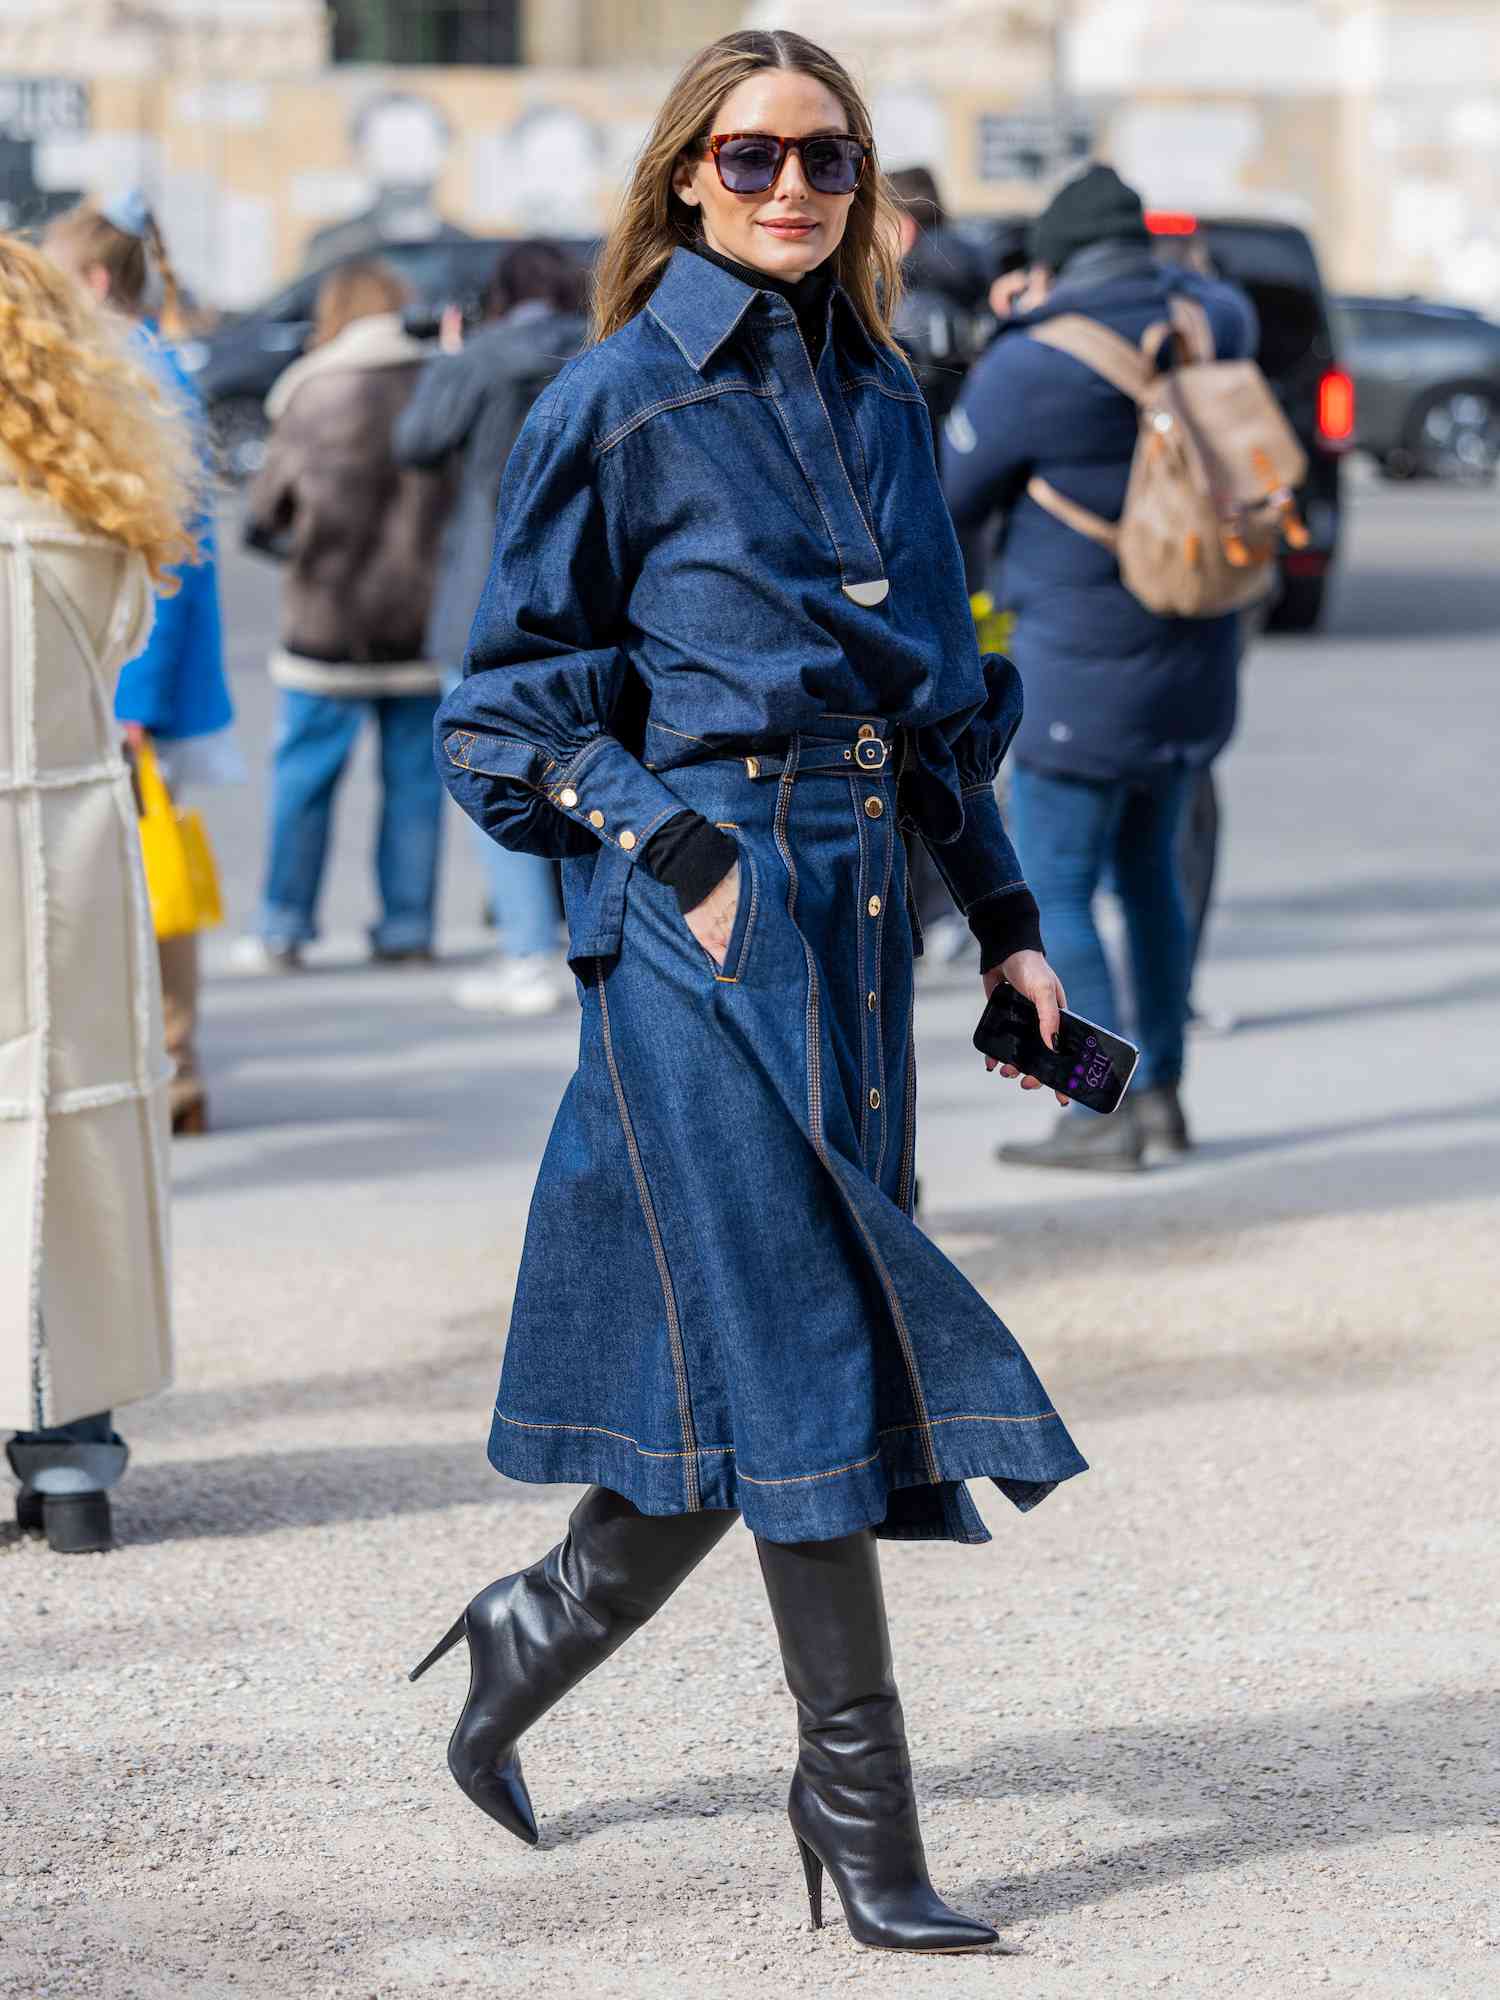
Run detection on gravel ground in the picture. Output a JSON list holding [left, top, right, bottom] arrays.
[[4, 484, 1498, 1999]]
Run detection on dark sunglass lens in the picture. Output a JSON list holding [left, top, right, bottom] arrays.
[[718, 138, 781, 192], [802, 137, 863, 193]]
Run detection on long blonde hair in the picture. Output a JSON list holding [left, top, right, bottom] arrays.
[[591, 28, 904, 351], [43, 199, 190, 336], [312, 258, 412, 347], [0, 234, 196, 585]]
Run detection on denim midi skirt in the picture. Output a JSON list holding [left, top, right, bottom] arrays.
[[489, 721, 1087, 1544]]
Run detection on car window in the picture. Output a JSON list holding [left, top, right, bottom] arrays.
[[266, 273, 319, 324]]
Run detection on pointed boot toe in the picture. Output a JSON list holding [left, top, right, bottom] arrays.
[[451, 1745, 538, 1846], [859, 1918, 999, 1954], [880, 1908, 999, 1954], [799, 1829, 999, 1952]]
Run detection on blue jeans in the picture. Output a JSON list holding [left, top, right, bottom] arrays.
[[260, 689, 442, 953], [1009, 763, 1195, 1093], [441, 671, 560, 958]]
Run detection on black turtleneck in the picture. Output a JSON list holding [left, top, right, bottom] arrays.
[[688, 240, 834, 365]]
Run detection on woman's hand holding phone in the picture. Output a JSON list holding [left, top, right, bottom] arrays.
[[982, 951, 1071, 1107]]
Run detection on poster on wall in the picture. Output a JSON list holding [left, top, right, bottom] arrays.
[[977, 110, 1092, 185], [0, 78, 88, 230]]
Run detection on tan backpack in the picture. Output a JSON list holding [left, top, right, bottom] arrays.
[[1025, 297, 1309, 619]]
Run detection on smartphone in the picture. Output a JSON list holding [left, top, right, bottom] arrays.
[[973, 985, 1140, 1115]]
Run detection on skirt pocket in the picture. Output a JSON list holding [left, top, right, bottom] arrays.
[[705, 826, 761, 985]]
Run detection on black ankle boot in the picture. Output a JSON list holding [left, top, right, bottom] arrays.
[[996, 1102, 1144, 1173], [756, 1531, 998, 1953], [410, 1486, 734, 1843]]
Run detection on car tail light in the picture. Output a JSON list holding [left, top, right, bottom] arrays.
[[1145, 211, 1198, 236], [1317, 369, 1356, 449]]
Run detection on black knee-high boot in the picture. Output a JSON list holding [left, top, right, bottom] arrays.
[[756, 1529, 998, 1953], [411, 1487, 735, 1843]]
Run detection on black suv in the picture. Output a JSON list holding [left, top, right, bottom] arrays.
[[955, 211, 1353, 632], [1333, 293, 1500, 482], [181, 235, 579, 480]]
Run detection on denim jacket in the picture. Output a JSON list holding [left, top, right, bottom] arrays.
[[437, 246, 1030, 959]]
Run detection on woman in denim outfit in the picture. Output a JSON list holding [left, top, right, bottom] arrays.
[[417, 30, 1086, 1952]]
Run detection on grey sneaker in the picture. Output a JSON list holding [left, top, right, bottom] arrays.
[[996, 1104, 1146, 1173], [1134, 1084, 1193, 1161]]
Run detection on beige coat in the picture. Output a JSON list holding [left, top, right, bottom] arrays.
[[0, 470, 173, 1428]]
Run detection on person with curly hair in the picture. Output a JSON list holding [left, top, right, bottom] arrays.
[[1, 232, 195, 1552], [44, 193, 239, 1134]]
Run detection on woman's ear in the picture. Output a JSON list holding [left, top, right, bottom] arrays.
[[672, 156, 701, 210]]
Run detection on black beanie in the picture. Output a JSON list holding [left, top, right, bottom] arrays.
[[1031, 164, 1149, 274]]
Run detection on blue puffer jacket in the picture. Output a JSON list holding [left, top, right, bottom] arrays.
[[114, 326, 233, 742], [942, 247, 1258, 783]]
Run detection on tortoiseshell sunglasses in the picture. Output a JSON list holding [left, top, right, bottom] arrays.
[[707, 132, 869, 196]]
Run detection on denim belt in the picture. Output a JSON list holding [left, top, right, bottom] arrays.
[[730, 722, 897, 782]]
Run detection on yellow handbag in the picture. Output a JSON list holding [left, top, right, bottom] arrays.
[[134, 736, 225, 939]]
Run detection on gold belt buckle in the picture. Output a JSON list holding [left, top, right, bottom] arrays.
[[854, 736, 889, 771]]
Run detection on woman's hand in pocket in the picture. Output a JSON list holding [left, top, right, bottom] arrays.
[[684, 863, 740, 969]]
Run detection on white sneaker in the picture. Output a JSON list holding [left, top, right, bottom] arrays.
[[1187, 1002, 1239, 1037], [452, 956, 568, 1017], [229, 934, 302, 973]]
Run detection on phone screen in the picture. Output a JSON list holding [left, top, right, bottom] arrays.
[[973, 987, 1140, 1116]]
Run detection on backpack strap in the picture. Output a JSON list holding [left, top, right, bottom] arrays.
[[1024, 314, 1154, 404], [1025, 475, 1120, 550], [1142, 294, 1218, 369], [1022, 299, 1216, 549]]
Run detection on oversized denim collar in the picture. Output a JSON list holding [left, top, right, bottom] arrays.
[[647, 243, 878, 373]]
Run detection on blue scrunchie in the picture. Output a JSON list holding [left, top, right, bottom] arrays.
[[100, 188, 152, 239]]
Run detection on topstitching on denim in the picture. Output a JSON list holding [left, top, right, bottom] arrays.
[[594, 961, 701, 1509], [594, 379, 775, 459], [839, 370, 927, 406]]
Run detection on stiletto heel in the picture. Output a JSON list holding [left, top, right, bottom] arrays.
[[797, 1833, 824, 1930], [408, 1612, 466, 1683]]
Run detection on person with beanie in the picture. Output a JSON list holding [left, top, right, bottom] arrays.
[[942, 163, 1258, 1170]]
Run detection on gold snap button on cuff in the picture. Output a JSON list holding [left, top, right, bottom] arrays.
[[867, 991, 877, 1012], [869, 1088, 881, 1111], [588, 808, 605, 828], [559, 787, 578, 809], [864, 796, 884, 819], [867, 895, 882, 917], [619, 829, 637, 851]]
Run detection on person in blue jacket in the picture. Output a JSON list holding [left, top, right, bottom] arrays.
[[46, 194, 239, 1135], [943, 165, 1257, 1171], [412, 27, 1088, 1956]]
